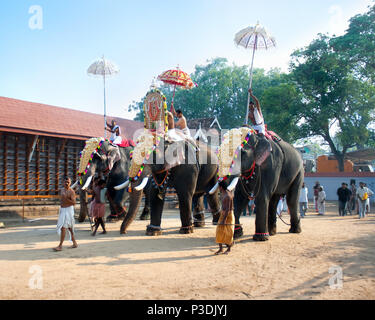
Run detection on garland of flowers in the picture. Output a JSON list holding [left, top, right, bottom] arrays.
[[216, 128, 254, 182], [129, 134, 162, 182], [77, 137, 108, 184]]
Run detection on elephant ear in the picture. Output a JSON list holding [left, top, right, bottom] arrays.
[[107, 145, 121, 171], [251, 135, 271, 166]]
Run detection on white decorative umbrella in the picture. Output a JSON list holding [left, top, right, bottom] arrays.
[[234, 22, 276, 124], [87, 56, 119, 137]]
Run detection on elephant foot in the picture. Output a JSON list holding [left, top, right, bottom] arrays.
[[139, 209, 150, 220], [269, 225, 277, 236], [193, 213, 205, 228], [234, 226, 243, 239], [253, 233, 269, 241], [120, 230, 127, 235], [179, 226, 194, 234], [289, 224, 302, 234], [146, 225, 162, 236]]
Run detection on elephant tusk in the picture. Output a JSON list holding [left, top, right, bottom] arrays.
[[227, 177, 239, 192], [135, 177, 149, 191], [71, 180, 79, 189], [209, 182, 219, 195], [114, 179, 130, 191], [81, 175, 93, 191]]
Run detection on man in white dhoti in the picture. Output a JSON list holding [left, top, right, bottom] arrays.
[[53, 177, 78, 251]]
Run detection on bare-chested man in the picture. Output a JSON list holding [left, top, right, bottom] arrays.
[[53, 177, 78, 251], [171, 106, 191, 137]]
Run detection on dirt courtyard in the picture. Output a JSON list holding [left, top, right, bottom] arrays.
[[0, 202, 374, 300]]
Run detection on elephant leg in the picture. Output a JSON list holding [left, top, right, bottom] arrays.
[[253, 197, 269, 241], [233, 189, 249, 239], [206, 192, 221, 225], [175, 188, 194, 234], [139, 181, 151, 220], [193, 194, 205, 228], [268, 194, 279, 236], [287, 172, 303, 234], [146, 186, 165, 236]]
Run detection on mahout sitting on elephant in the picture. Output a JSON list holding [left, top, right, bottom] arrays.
[[210, 127, 303, 241]]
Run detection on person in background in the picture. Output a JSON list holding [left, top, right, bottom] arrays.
[[349, 181, 357, 215], [337, 183, 351, 216], [299, 182, 308, 218], [242, 199, 255, 216], [357, 182, 373, 219], [364, 183, 371, 214], [91, 179, 107, 236], [54, 177, 78, 251], [317, 186, 326, 216], [313, 181, 321, 213]]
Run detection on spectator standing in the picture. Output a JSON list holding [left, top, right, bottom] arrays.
[[313, 181, 320, 213], [299, 183, 308, 218], [357, 182, 374, 219], [349, 181, 357, 215], [337, 183, 352, 216], [317, 186, 326, 215]]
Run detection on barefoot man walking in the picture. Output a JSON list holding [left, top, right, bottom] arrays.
[[53, 177, 78, 251]]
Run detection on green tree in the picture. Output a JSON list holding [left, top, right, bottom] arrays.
[[290, 34, 375, 171], [129, 58, 302, 141], [331, 4, 375, 84]]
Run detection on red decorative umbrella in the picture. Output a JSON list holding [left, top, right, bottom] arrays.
[[157, 66, 195, 110]]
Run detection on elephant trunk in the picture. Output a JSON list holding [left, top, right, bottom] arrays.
[[120, 187, 143, 234], [77, 187, 89, 223]]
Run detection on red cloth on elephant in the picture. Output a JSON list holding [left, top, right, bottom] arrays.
[[117, 138, 135, 148]]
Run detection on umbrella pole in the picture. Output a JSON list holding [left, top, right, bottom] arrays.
[[245, 38, 257, 125], [171, 84, 176, 111], [103, 73, 107, 139]]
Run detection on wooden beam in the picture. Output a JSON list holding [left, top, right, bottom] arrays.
[[27, 135, 39, 163], [57, 139, 67, 160]]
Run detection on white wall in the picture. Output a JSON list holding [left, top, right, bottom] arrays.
[[303, 176, 375, 204]]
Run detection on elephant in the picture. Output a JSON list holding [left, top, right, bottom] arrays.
[[116, 138, 221, 235], [209, 128, 303, 241], [75, 139, 150, 223]]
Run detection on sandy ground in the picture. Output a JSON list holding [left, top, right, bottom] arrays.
[[0, 202, 374, 300]]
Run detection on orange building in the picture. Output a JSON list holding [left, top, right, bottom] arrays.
[[316, 155, 353, 173]]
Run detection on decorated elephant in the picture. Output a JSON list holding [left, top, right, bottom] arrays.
[[209, 127, 303, 241], [115, 132, 221, 235], [75, 138, 150, 223]]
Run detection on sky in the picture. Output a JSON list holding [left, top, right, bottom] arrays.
[[0, 0, 373, 120]]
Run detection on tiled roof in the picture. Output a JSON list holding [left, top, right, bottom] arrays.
[[0, 96, 143, 141]]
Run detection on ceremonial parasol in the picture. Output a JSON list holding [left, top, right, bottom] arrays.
[[87, 56, 120, 137], [157, 66, 195, 111], [234, 22, 276, 124]]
